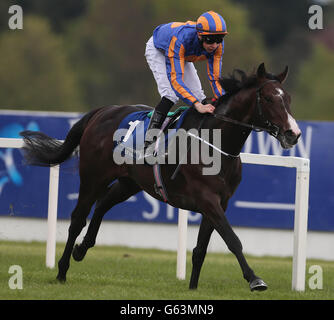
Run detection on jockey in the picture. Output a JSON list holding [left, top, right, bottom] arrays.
[[144, 10, 228, 149]]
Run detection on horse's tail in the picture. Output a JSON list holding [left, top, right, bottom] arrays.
[[20, 108, 102, 167]]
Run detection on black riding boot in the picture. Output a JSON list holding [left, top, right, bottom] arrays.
[[144, 97, 174, 149], [144, 109, 167, 149]]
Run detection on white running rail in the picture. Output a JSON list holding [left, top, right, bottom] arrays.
[[177, 153, 310, 291], [0, 138, 59, 269], [1, 138, 310, 291]]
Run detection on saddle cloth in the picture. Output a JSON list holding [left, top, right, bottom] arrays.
[[114, 107, 190, 163]]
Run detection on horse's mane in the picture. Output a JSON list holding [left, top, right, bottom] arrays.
[[218, 69, 278, 103]]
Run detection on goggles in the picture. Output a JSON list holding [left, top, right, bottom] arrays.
[[201, 34, 225, 44]]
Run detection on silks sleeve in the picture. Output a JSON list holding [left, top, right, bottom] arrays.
[[206, 44, 225, 99], [166, 36, 199, 106]]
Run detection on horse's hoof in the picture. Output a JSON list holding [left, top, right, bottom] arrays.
[[72, 244, 86, 262], [56, 274, 66, 283], [250, 278, 268, 292]]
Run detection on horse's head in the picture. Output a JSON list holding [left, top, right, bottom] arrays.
[[216, 63, 301, 149], [253, 63, 301, 149]]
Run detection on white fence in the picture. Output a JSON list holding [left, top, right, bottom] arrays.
[[0, 138, 59, 269], [0, 138, 310, 291], [177, 153, 310, 291]]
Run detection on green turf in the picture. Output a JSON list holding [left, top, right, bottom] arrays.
[[0, 241, 333, 300]]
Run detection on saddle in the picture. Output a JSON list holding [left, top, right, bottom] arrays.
[[146, 106, 189, 120], [116, 106, 189, 160]]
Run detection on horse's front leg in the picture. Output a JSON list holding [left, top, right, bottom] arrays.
[[189, 216, 214, 289], [201, 198, 267, 291]]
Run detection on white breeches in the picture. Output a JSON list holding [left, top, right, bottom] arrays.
[[144, 36, 206, 104]]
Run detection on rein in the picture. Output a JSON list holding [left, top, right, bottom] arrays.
[[210, 113, 266, 132], [210, 80, 280, 138]]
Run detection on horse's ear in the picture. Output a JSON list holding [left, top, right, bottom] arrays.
[[276, 65, 289, 83], [257, 63, 266, 78]]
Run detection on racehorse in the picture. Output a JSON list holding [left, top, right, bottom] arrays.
[[20, 63, 301, 291]]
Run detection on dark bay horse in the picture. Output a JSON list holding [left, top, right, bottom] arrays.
[[20, 63, 301, 291]]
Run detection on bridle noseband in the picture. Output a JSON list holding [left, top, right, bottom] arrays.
[[211, 79, 281, 137]]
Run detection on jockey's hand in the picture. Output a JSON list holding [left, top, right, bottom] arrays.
[[193, 101, 215, 114]]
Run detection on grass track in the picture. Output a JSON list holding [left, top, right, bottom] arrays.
[[0, 241, 333, 300]]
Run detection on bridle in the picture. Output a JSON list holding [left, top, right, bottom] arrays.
[[211, 80, 280, 138]]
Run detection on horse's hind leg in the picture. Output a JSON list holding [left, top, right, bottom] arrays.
[[189, 216, 214, 289], [56, 182, 100, 282], [72, 177, 142, 262]]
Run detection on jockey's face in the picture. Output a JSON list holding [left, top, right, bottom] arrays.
[[198, 34, 220, 53]]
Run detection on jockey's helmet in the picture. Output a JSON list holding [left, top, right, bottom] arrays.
[[196, 11, 228, 35]]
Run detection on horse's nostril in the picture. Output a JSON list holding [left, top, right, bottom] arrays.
[[286, 127, 302, 137], [285, 129, 294, 136], [284, 130, 301, 145]]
